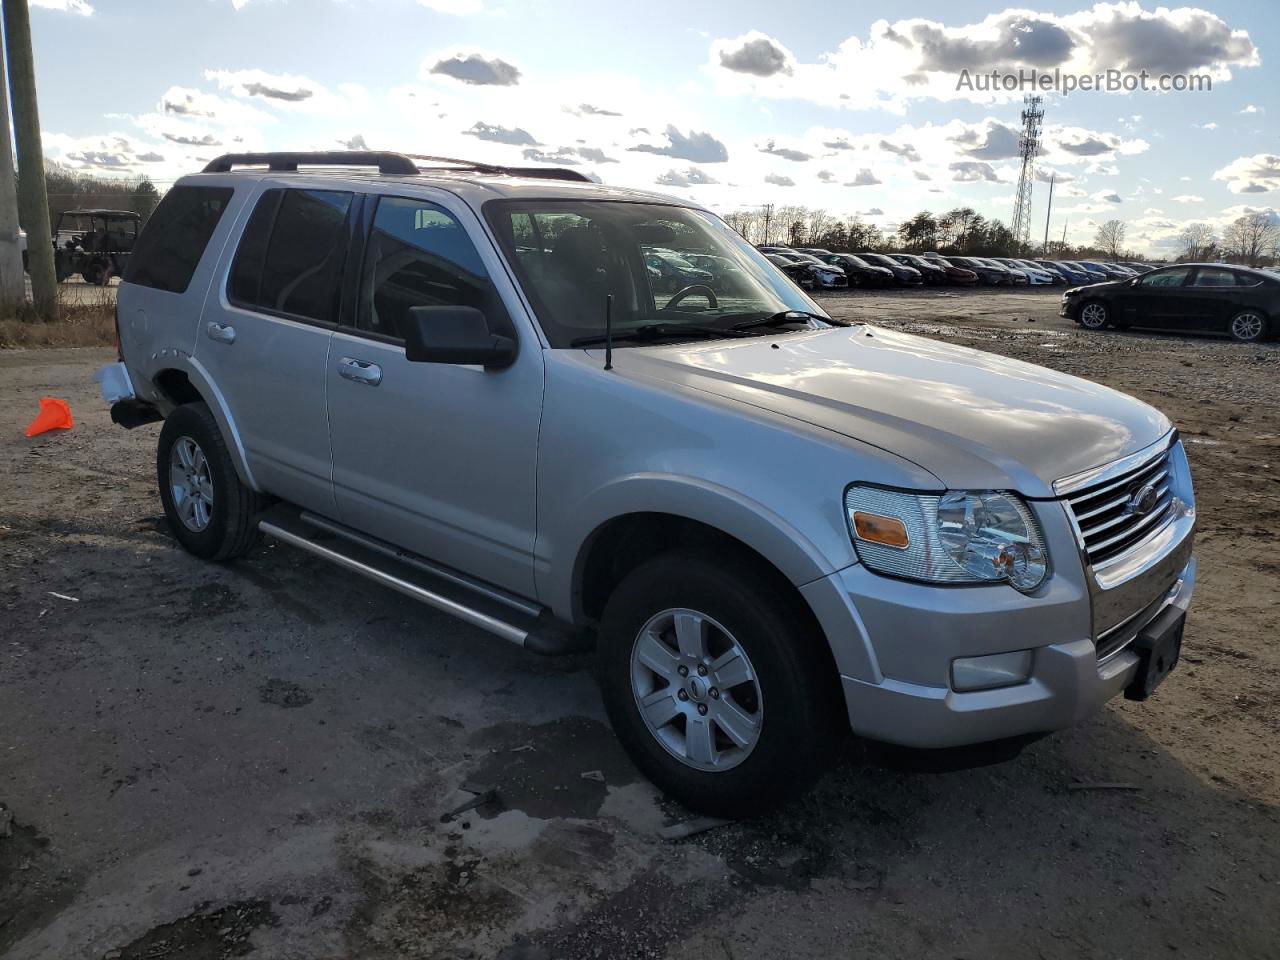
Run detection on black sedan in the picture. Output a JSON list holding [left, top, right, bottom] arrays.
[[944, 256, 1009, 285], [765, 253, 847, 290], [856, 252, 923, 286], [888, 253, 948, 285], [820, 253, 895, 287], [1060, 263, 1278, 342]]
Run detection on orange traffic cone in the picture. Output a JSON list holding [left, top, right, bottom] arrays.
[[25, 397, 74, 437]]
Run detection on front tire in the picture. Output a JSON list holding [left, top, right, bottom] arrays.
[[1228, 309, 1268, 343], [157, 403, 266, 561], [1078, 299, 1109, 330], [598, 552, 837, 817]]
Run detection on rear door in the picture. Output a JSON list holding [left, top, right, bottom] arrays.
[[196, 185, 354, 514], [326, 192, 544, 598], [1183, 266, 1243, 331]]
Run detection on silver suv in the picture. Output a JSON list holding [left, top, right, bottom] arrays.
[[99, 152, 1196, 817]]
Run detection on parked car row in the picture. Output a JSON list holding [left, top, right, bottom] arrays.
[[754, 243, 1156, 291]]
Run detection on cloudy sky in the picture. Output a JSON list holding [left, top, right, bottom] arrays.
[[28, 0, 1277, 254]]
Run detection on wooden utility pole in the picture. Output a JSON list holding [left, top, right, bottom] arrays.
[[0, 36, 23, 305], [3, 0, 57, 318]]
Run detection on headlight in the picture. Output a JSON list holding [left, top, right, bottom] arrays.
[[845, 486, 1049, 593]]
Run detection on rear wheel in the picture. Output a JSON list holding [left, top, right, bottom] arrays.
[[598, 552, 837, 817], [157, 403, 267, 561], [1228, 309, 1268, 343], [1078, 300, 1109, 330]]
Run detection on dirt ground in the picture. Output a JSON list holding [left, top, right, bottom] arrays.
[[1, 287, 1278, 960]]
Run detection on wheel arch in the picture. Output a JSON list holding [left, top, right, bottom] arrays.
[[574, 508, 848, 723], [150, 357, 259, 491]]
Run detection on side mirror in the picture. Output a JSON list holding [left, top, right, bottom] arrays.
[[404, 306, 516, 369]]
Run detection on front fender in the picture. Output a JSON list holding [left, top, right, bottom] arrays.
[[546, 472, 839, 620]]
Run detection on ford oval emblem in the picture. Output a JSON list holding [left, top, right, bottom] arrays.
[[1127, 483, 1159, 516]]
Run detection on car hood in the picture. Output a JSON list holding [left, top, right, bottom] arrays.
[[616, 325, 1171, 496], [1065, 279, 1125, 296]]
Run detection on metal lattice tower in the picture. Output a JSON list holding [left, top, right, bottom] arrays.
[[1010, 95, 1044, 250]]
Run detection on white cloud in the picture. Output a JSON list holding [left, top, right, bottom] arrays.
[[417, 0, 487, 13], [425, 49, 521, 86], [1240, 104, 1261, 114], [713, 32, 794, 77], [707, 4, 1259, 110], [1172, 194, 1204, 203], [31, 0, 93, 13], [1213, 154, 1280, 194], [1200, 122, 1218, 130], [764, 173, 795, 187]]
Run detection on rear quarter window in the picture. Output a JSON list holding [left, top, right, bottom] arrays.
[[124, 186, 234, 294]]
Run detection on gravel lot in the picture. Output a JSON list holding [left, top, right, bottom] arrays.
[[2, 287, 1278, 959]]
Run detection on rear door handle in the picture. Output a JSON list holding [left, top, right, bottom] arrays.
[[206, 322, 236, 344], [338, 357, 382, 386]]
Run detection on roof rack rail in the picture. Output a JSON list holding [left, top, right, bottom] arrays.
[[202, 151, 420, 175], [406, 154, 593, 184], [200, 150, 595, 184]]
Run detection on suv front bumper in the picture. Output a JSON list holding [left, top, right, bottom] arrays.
[[802, 551, 1196, 750]]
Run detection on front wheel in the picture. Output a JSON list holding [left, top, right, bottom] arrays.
[[157, 403, 267, 561], [598, 552, 837, 817], [1228, 309, 1268, 343], [1078, 300, 1109, 330]]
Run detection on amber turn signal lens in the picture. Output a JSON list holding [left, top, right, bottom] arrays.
[[852, 511, 910, 549]]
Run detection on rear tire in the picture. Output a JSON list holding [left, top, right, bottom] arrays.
[[598, 551, 837, 818], [157, 403, 267, 561], [1228, 309, 1268, 343]]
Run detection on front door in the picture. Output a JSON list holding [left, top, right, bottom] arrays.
[[197, 185, 354, 515], [326, 194, 543, 598], [1117, 266, 1193, 328]]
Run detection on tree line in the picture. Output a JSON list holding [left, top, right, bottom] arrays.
[[20, 162, 161, 230], [724, 203, 1279, 269]]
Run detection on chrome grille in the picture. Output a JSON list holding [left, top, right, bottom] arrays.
[[1064, 447, 1174, 567]]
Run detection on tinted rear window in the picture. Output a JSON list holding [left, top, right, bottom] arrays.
[[124, 186, 233, 294], [228, 188, 352, 324]]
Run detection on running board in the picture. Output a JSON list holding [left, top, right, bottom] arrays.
[[256, 508, 590, 655]]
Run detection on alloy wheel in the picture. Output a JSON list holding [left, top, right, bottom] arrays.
[[169, 436, 214, 531], [1231, 312, 1264, 342], [629, 608, 763, 772], [1080, 302, 1108, 329]]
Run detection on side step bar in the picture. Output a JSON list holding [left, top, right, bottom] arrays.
[[257, 508, 590, 655]]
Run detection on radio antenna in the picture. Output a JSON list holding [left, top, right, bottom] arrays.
[[604, 294, 614, 371]]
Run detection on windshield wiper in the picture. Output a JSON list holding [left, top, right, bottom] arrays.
[[730, 310, 849, 331], [570, 323, 750, 348]]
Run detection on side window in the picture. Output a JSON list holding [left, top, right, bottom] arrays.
[[124, 186, 233, 294], [229, 188, 353, 324], [1235, 272, 1264, 287], [1138, 267, 1191, 288], [1190, 267, 1236, 287], [357, 197, 493, 340]]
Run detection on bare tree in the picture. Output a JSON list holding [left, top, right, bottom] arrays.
[[1177, 223, 1217, 262], [805, 208, 833, 247], [1222, 212, 1278, 267], [1094, 219, 1127, 259]]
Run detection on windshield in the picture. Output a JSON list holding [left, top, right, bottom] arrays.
[[485, 200, 825, 347]]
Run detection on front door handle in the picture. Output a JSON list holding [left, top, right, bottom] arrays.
[[338, 357, 383, 386], [206, 321, 236, 344]]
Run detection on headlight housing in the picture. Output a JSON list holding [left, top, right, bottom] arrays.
[[845, 486, 1049, 593]]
